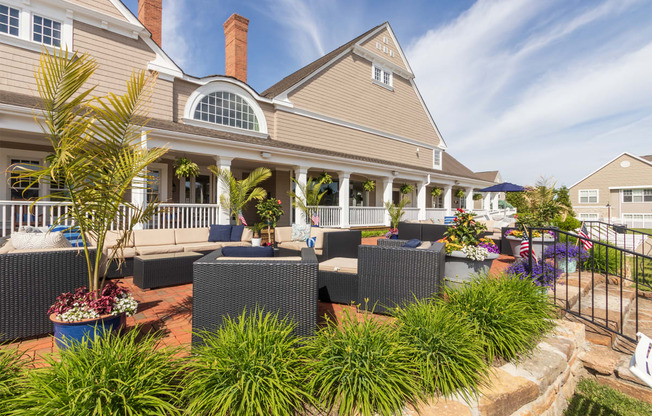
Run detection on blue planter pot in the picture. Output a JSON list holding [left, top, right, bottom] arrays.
[[389, 234, 399, 240], [51, 313, 125, 349]]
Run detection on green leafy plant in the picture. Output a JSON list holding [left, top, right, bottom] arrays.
[[209, 167, 272, 225], [393, 298, 488, 403], [566, 378, 652, 416], [400, 183, 414, 194], [443, 209, 487, 247], [455, 189, 466, 198], [583, 242, 623, 275], [473, 193, 483, 201], [256, 198, 284, 242], [363, 179, 376, 192], [317, 171, 333, 184], [446, 273, 556, 363], [517, 177, 571, 227], [384, 198, 411, 230], [288, 176, 328, 223], [0, 347, 29, 414], [184, 309, 313, 416], [430, 187, 442, 197], [556, 215, 581, 231], [248, 222, 266, 238], [173, 157, 199, 179], [305, 310, 421, 416], [11, 48, 167, 294], [10, 329, 182, 415]]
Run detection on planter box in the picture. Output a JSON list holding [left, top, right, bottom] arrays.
[[444, 251, 499, 289], [506, 235, 555, 259]]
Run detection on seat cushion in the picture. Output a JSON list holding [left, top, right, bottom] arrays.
[[175, 228, 209, 244], [278, 241, 307, 251], [416, 241, 432, 250], [103, 246, 137, 258], [11, 231, 72, 250], [222, 246, 274, 257], [136, 244, 184, 256], [180, 242, 225, 252], [241, 227, 253, 242], [208, 225, 232, 242], [309, 227, 327, 250], [87, 230, 135, 248], [230, 225, 245, 242], [219, 241, 251, 248], [275, 227, 292, 243], [134, 229, 175, 247], [319, 257, 358, 274]]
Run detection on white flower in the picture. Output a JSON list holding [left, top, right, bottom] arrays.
[[462, 245, 490, 261], [111, 294, 138, 317]]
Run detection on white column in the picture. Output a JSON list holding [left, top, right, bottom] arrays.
[[338, 172, 350, 228], [483, 193, 491, 211], [417, 181, 427, 220], [492, 193, 500, 211], [443, 185, 453, 216], [131, 132, 148, 230], [382, 177, 393, 227], [465, 187, 474, 211], [294, 166, 308, 225], [215, 156, 232, 225]]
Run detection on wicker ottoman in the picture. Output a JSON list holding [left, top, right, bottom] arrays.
[[318, 257, 358, 305], [133, 251, 203, 290]]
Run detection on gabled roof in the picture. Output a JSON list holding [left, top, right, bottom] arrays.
[[261, 23, 385, 99], [641, 155, 652, 162], [443, 153, 486, 181], [474, 170, 500, 182], [569, 152, 652, 189]]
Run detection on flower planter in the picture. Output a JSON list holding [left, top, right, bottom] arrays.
[[506, 235, 555, 259], [556, 258, 577, 273], [251, 237, 262, 247], [389, 234, 398, 240], [50, 313, 125, 349], [444, 250, 499, 289]]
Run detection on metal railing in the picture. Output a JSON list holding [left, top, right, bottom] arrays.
[[526, 226, 651, 344], [584, 220, 650, 254], [350, 207, 385, 226]]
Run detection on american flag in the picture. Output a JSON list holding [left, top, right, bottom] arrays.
[[577, 223, 593, 250], [238, 213, 247, 226], [519, 227, 533, 258], [311, 213, 320, 226]]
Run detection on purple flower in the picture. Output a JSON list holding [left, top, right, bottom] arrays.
[[506, 259, 561, 287], [543, 244, 589, 262]]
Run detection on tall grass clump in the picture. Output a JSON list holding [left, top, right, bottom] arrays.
[[393, 298, 489, 403], [446, 273, 556, 363], [305, 310, 421, 416], [183, 309, 313, 416], [0, 347, 29, 415], [10, 329, 182, 416]]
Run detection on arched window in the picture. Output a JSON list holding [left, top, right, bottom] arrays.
[[193, 91, 260, 132]]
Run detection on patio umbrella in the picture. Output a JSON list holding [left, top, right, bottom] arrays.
[[476, 182, 525, 193]]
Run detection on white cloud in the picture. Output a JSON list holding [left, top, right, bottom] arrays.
[[406, 0, 652, 186], [161, 0, 193, 69]]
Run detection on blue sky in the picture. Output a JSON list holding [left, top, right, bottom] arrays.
[[122, 0, 652, 187]]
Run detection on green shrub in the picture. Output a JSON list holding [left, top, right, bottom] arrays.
[[183, 309, 313, 416], [0, 347, 29, 415], [305, 310, 421, 416], [393, 298, 488, 403], [583, 242, 623, 275], [556, 215, 581, 231], [10, 329, 182, 415], [446, 273, 556, 362], [361, 229, 389, 238]]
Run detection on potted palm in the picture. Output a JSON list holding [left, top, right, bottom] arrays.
[[15, 49, 167, 347], [208, 167, 272, 225], [384, 198, 410, 239], [288, 176, 328, 225], [248, 223, 266, 247]]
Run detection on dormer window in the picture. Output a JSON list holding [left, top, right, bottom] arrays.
[[372, 64, 392, 89], [193, 91, 259, 132]]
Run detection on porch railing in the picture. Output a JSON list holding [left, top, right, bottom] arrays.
[[308, 206, 341, 228], [403, 207, 420, 222], [425, 208, 446, 222], [350, 207, 385, 227], [150, 203, 221, 229]]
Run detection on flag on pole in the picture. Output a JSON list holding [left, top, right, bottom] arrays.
[[577, 222, 593, 250], [519, 227, 533, 258], [311, 213, 320, 226], [238, 213, 247, 226]]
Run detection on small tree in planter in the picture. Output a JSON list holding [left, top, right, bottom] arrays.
[[248, 223, 267, 247], [384, 198, 410, 238], [209, 167, 272, 225], [256, 198, 284, 244], [288, 177, 327, 225]]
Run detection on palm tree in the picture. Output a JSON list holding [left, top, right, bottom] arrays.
[[288, 176, 328, 224], [523, 177, 571, 226], [208, 166, 272, 225], [13, 48, 167, 293], [384, 198, 411, 230]]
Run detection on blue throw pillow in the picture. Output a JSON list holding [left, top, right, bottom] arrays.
[[209, 225, 232, 242], [402, 238, 422, 248], [306, 236, 317, 248], [230, 225, 245, 241], [221, 246, 274, 257]]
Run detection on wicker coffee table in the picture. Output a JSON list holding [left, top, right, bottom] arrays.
[[133, 251, 203, 290]]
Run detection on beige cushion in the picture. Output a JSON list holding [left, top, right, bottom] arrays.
[[86, 231, 135, 248], [416, 241, 432, 250], [275, 227, 292, 243], [278, 241, 322, 255], [220, 241, 251, 248], [241, 227, 253, 242], [0, 240, 15, 254], [11, 246, 85, 254], [11, 231, 72, 250], [175, 228, 209, 244], [136, 244, 184, 256], [180, 242, 225, 252], [217, 256, 302, 261], [102, 246, 137, 258], [319, 257, 358, 274], [134, 229, 175, 247], [310, 227, 326, 250]]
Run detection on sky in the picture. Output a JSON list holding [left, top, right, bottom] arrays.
[[122, 0, 652, 187]]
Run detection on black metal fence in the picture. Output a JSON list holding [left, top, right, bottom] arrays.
[[584, 220, 652, 256], [525, 227, 651, 344]]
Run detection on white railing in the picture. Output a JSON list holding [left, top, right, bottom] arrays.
[[308, 206, 341, 228], [403, 207, 420, 221], [425, 208, 446, 222], [149, 203, 221, 229], [350, 207, 385, 226]]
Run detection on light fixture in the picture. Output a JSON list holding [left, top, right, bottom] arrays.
[[260, 152, 271, 159], [392, 170, 399, 176]]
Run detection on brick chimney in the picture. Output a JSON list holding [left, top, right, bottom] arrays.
[[223, 13, 249, 83], [139, 0, 162, 46]]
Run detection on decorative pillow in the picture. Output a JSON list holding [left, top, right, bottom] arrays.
[[401, 238, 422, 249], [306, 237, 317, 248], [18, 226, 42, 233], [230, 225, 245, 242], [221, 246, 274, 257], [10, 231, 72, 250], [291, 224, 311, 242], [208, 225, 232, 242]]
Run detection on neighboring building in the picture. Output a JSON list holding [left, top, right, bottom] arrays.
[[0, 0, 499, 233], [569, 153, 652, 228]]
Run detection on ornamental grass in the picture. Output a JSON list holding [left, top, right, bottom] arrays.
[[0, 347, 29, 416]]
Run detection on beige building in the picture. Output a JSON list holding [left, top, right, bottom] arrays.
[[569, 153, 652, 228], [0, 0, 501, 235]]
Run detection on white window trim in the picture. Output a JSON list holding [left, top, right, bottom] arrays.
[[622, 188, 652, 203], [147, 162, 168, 203], [0, 1, 72, 52], [371, 63, 393, 90], [433, 149, 442, 170], [578, 189, 599, 204], [577, 213, 599, 220], [0, 3, 20, 37], [2, 149, 49, 200]]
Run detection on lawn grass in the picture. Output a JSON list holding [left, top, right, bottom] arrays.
[[361, 229, 388, 238], [629, 228, 652, 234], [565, 378, 652, 416]]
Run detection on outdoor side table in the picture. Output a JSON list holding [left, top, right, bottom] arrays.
[[133, 251, 203, 290]]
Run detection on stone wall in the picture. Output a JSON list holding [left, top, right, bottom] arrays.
[[405, 320, 586, 416]]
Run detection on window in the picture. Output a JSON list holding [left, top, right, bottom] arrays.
[[33, 15, 61, 47], [9, 159, 40, 200], [623, 189, 652, 203], [578, 213, 599, 220], [193, 91, 259, 131], [0, 4, 19, 36], [579, 189, 598, 204], [433, 149, 442, 169], [147, 169, 161, 203], [372, 64, 392, 87], [433, 195, 443, 208]]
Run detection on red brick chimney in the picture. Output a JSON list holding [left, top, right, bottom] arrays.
[[223, 13, 249, 83], [139, 0, 162, 46]]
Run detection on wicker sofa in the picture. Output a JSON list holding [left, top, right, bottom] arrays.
[[0, 248, 96, 341], [398, 221, 449, 242], [275, 227, 361, 261], [192, 247, 318, 345]]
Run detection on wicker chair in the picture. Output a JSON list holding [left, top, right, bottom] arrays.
[[192, 248, 318, 346], [358, 239, 445, 315], [0, 248, 96, 342]]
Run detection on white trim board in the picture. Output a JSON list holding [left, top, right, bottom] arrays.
[[609, 185, 652, 190]]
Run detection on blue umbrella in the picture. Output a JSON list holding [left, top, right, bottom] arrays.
[[477, 182, 525, 193]]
